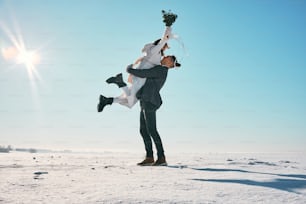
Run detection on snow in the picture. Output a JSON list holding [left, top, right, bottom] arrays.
[[1, 151, 306, 203]]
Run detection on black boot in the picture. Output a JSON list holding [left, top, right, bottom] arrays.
[[106, 73, 127, 88], [97, 95, 113, 112]]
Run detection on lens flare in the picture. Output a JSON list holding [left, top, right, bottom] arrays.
[[16, 49, 40, 67], [1, 22, 41, 80]]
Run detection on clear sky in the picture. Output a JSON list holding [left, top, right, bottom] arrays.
[[0, 0, 305, 152]]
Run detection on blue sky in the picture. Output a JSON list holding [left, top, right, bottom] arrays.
[[0, 0, 305, 152]]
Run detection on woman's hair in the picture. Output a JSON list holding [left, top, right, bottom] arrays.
[[153, 38, 168, 56], [170, 55, 181, 67], [153, 38, 161, 45]]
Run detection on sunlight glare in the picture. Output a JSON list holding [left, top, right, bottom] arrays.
[[1, 22, 42, 81], [16, 49, 40, 67]]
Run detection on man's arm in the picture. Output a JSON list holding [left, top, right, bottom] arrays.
[[127, 66, 165, 78]]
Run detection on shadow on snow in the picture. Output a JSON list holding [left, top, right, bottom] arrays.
[[193, 168, 306, 180], [192, 178, 306, 194], [191, 168, 306, 194]]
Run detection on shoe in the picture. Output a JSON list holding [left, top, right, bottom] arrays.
[[106, 73, 127, 88], [137, 157, 154, 166], [97, 95, 113, 112], [153, 156, 167, 166]]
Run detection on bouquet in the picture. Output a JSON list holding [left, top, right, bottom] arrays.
[[162, 10, 178, 27]]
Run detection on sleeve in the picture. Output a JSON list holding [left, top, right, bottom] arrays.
[[127, 66, 165, 78], [141, 43, 153, 54], [163, 26, 172, 40], [149, 27, 172, 56]]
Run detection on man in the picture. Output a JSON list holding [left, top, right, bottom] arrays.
[[102, 26, 172, 109], [98, 55, 181, 166]]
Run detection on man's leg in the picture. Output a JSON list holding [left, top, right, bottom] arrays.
[[137, 108, 155, 166], [140, 108, 153, 158], [143, 105, 165, 160]]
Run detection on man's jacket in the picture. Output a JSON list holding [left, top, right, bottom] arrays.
[[127, 65, 168, 108]]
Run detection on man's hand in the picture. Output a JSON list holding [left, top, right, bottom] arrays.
[[126, 64, 133, 73]]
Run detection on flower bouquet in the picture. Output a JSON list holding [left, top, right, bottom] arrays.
[[162, 10, 178, 27]]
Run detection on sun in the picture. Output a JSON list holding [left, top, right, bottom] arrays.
[[16, 49, 40, 68], [2, 45, 42, 80], [1, 22, 42, 80], [16, 48, 41, 80]]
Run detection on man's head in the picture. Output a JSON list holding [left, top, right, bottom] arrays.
[[161, 55, 181, 69]]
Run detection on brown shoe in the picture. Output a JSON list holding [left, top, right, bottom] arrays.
[[137, 157, 154, 166], [153, 156, 167, 166]]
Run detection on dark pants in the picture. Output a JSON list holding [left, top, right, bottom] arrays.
[[140, 101, 165, 158]]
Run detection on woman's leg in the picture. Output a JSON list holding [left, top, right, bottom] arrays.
[[125, 76, 146, 108], [121, 86, 130, 96]]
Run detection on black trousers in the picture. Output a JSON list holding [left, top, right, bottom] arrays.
[[139, 101, 165, 158]]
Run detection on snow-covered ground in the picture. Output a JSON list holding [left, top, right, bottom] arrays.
[[1, 151, 306, 203]]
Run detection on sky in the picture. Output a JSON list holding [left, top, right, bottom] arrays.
[[0, 0, 305, 153]]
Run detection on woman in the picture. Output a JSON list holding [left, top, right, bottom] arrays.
[[105, 26, 173, 108]]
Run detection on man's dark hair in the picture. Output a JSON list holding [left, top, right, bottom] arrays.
[[170, 55, 181, 67]]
